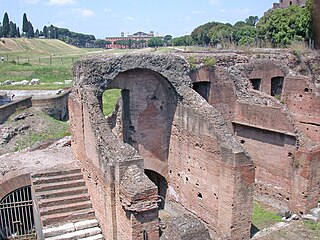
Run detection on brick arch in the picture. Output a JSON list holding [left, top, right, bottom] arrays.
[[106, 68, 178, 177], [0, 174, 31, 200]]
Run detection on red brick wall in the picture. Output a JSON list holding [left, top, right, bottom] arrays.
[[235, 102, 295, 134], [167, 105, 254, 239], [249, 64, 284, 95], [282, 76, 320, 142], [233, 123, 297, 210]]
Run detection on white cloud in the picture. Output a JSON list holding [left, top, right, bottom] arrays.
[[47, 0, 76, 6], [209, 0, 221, 6], [26, 0, 40, 4], [123, 16, 134, 21], [219, 8, 250, 14], [185, 16, 191, 20], [73, 8, 95, 17], [104, 8, 112, 12]]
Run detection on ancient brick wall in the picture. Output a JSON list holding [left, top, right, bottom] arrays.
[[189, 51, 320, 214], [71, 54, 255, 240]]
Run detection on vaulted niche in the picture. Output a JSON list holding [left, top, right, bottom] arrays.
[[144, 170, 168, 209], [192, 81, 210, 101], [107, 68, 178, 164], [250, 78, 261, 91], [271, 76, 284, 98]]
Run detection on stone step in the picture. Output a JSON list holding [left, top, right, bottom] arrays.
[[45, 227, 101, 240], [40, 201, 92, 216], [32, 168, 82, 178], [35, 186, 88, 200], [42, 208, 96, 227], [34, 179, 86, 192], [38, 193, 90, 208], [79, 234, 104, 240], [43, 219, 99, 238], [33, 172, 84, 185]]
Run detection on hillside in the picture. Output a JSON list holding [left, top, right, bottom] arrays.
[[0, 38, 86, 56]]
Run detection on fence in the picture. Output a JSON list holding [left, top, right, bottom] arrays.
[[1, 55, 77, 66]]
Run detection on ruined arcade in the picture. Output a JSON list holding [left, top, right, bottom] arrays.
[[69, 49, 320, 239]]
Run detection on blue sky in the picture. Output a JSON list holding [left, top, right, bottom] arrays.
[[0, 0, 276, 39]]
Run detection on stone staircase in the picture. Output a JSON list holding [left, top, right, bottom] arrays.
[[31, 168, 104, 240]]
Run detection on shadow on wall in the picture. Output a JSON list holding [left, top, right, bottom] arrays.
[[106, 68, 178, 170]]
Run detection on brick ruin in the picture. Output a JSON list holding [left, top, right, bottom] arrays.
[[69, 51, 319, 239]]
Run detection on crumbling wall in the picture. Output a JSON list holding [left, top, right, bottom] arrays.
[[188, 51, 320, 213], [71, 54, 255, 240]]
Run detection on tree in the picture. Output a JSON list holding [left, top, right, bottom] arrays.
[[2, 12, 10, 37], [35, 29, 40, 38], [163, 35, 172, 45], [43, 26, 48, 38], [17, 27, 20, 38], [94, 39, 110, 48], [245, 16, 259, 26], [147, 37, 164, 47], [171, 35, 194, 46], [257, 5, 310, 47], [9, 21, 18, 38], [22, 13, 29, 34], [0, 24, 3, 38], [27, 21, 34, 38]]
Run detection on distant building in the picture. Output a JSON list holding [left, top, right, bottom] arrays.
[[105, 31, 157, 49], [273, 0, 306, 9]]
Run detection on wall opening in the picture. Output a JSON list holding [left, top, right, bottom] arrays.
[[107, 68, 178, 163], [122, 89, 133, 145], [250, 78, 261, 91], [0, 186, 35, 239], [192, 82, 210, 101], [289, 1, 293, 5], [144, 170, 168, 209], [271, 76, 284, 97]]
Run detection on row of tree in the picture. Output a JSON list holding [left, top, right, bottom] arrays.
[[172, 0, 314, 48], [0, 12, 109, 48]]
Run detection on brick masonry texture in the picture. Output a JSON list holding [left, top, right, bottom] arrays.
[[70, 53, 254, 240]]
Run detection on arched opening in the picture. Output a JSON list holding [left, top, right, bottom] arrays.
[[289, 1, 293, 5], [0, 186, 35, 239], [144, 170, 168, 209], [271, 76, 284, 98], [192, 81, 210, 101], [105, 68, 178, 166], [250, 78, 261, 91]]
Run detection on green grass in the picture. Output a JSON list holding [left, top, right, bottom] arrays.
[[14, 111, 70, 151], [252, 202, 282, 230], [102, 89, 121, 116]]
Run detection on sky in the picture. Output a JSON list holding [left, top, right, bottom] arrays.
[[0, 0, 277, 39]]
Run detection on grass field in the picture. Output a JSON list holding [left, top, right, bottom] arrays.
[[0, 38, 153, 90], [0, 38, 101, 89]]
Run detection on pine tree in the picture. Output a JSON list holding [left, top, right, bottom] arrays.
[[0, 24, 3, 38], [22, 13, 29, 34], [9, 21, 18, 38], [35, 29, 39, 38], [17, 27, 20, 38], [2, 12, 10, 37], [43, 26, 48, 38], [27, 21, 34, 38]]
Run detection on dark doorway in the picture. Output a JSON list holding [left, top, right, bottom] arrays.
[[250, 78, 261, 91], [271, 76, 284, 98], [192, 82, 210, 101], [144, 170, 168, 209]]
